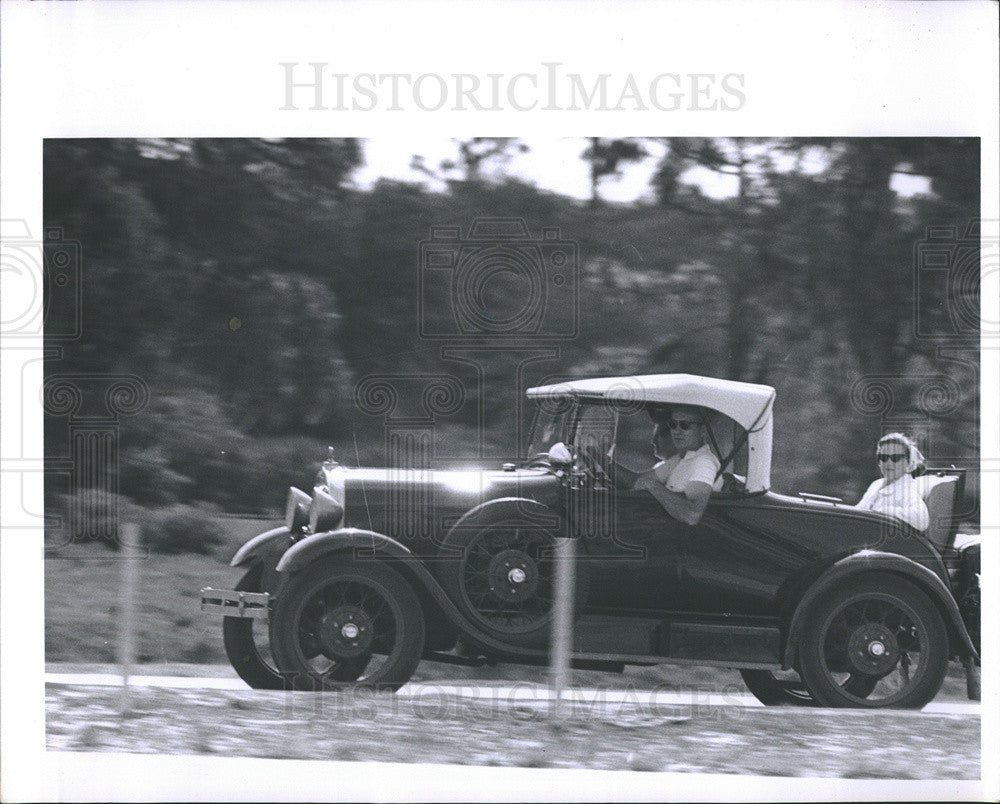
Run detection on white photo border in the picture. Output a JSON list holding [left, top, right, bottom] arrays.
[[1, 1, 997, 801]]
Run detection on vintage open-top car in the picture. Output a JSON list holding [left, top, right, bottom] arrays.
[[201, 373, 980, 708]]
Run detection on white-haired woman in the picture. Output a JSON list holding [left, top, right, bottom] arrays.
[[856, 432, 929, 531]]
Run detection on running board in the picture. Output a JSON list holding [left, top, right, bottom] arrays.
[[422, 651, 490, 667], [422, 651, 625, 673]]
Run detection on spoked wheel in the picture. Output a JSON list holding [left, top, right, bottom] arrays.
[[223, 565, 284, 690], [437, 522, 587, 648], [739, 669, 815, 706], [799, 573, 949, 709], [739, 669, 877, 706], [269, 557, 424, 692]]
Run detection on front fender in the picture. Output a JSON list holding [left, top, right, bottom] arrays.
[[230, 526, 292, 568], [275, 527, 416, 573], [783, 550, 979, 666]]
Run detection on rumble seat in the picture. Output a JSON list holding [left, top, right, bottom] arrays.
[[915, 470, 962, 551]]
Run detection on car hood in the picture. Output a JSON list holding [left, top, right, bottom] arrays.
[[341, 465, 562, 522]]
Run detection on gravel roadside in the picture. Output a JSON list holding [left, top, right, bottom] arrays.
[[45, 683, 980, 779]]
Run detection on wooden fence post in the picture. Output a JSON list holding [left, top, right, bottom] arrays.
[[548, 536, 576, 721], [117, 522, 139, 715]]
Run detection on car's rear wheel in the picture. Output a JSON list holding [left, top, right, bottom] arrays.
[[222, 565, 284, 690], [798, 573, 948, 709], [269, 556, 424, 691], [739, 669, 877, 706], [436, 520, 587, 649]]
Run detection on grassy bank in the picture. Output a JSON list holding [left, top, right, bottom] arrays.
[[45, 518, 272, 665]]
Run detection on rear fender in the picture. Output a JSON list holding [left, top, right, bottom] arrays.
[[783, 550, 979, 667]]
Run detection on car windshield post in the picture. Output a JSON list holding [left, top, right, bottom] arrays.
[[525, 403, 543, 459]]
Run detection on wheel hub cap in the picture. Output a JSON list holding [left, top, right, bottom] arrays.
[[318, 605, 373, 659], [847, 623, 899, 676], [488, 549, 539, 602]]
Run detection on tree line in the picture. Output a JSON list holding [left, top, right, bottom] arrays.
[[43, 137, 981, 523]]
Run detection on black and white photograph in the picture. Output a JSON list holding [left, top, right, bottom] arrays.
[[1, 3, 997, 802]]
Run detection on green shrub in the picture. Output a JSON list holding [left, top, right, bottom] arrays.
[[46, 491, 147, 551], [141, 505, 225, 555]]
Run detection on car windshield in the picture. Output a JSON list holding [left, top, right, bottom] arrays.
[[525, 398, 574, 459], [526, 398, 620, 472]]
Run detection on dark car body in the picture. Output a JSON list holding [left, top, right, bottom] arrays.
[[202, 374, 980, 707]]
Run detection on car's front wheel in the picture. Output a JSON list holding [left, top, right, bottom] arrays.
[[798, 573, 949, 709], [269, 556, 425, 691], [222, 565, 284, 690]]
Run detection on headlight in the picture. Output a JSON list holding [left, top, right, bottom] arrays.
[[309, 486, 344, 533], [285, 487, 311, 532], [312, 447, 347, 532], [314, 448, 347, 508]]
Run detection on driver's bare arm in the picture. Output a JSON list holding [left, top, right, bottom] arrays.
[[608, 462, 645, 490], [635, 475, 712, 525]]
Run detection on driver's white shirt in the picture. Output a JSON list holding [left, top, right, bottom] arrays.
[[654, 444, 722, 494]]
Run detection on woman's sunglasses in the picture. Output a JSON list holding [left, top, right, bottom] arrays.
[[667, 419, 699, 431], [876, 453, 907, 463]]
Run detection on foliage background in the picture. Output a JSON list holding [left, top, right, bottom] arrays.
[[43, 137, 981, 532]]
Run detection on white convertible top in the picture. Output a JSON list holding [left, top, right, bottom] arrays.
[[526, 374, 775, 431], [526, 374, 776, 491]]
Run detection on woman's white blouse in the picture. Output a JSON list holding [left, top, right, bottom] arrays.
[[856, 474, 929, 531]]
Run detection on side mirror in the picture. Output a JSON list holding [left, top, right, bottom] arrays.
[[547, 442, 573, 466]]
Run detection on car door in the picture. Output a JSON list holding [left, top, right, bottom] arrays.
[[577, 485, 687, 612], [676, 496, 819, 616], [566, 402, 685, 612]]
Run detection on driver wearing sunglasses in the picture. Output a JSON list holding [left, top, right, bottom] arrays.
[[855, 432, 929, 531], [634, 405, 721, 525]]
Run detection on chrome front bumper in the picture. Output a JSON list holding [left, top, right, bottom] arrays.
[[200, 588, 270, 620]]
